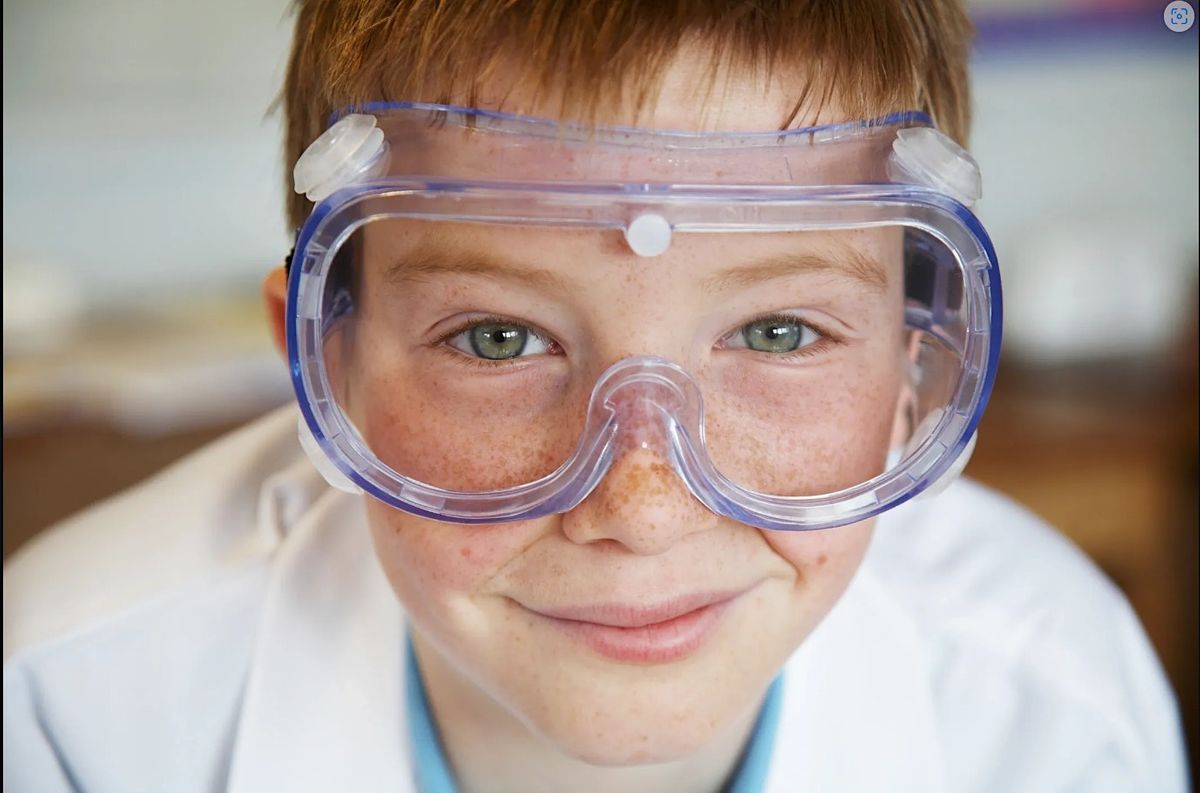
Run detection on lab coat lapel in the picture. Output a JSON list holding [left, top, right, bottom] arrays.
[[226, 489, 413, 792], [765, 566, 946, 793]]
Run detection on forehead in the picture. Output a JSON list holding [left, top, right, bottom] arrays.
[[360, 220, 905, 303], [470, 42, 838, 133]]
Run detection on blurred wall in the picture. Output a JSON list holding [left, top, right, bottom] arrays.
[[970, 11, 1198, 365], [3, 1, 298, 440], [3, 0, 293, 313]]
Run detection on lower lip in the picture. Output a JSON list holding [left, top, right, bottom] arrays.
[[532, 598, 738, 664]]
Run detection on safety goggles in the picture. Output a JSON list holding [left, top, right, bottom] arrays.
[[286, 102, 1001, 531]]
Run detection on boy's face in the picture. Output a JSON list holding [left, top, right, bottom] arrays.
[[308, 54, 908, 765]]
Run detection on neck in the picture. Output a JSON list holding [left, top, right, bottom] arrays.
[[412, 634, 764, 793]]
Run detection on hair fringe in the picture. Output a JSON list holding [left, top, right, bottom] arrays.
[[278, 0, 973, 229]]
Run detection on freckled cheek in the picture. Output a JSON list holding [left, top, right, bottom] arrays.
[[365, 500, 547, 596], [759, 519, 875, 588], [705, 367, 902, 495], [345, 361, 588, 491]]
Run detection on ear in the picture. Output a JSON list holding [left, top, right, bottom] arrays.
[[262, 266, 288, 361]]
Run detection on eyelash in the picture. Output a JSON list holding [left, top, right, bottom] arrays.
[[434, 312, 842, 367], [433, 315, 560, 369], [722, 312, 843, 360]]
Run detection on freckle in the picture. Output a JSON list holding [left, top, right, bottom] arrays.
[[460, 546, 472, 559]]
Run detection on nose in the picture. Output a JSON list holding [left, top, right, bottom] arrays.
[[560, 388, 720, 555]]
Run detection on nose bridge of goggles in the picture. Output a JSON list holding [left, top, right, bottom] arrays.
[[588, 356, 711, 503], [595, 356, 698, 450]]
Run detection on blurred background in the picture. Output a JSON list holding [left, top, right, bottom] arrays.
[[3, 0, 1197, 777]]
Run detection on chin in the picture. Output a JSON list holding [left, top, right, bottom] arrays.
[[508, 665, 758, 767], [545, 720, 721, 767]]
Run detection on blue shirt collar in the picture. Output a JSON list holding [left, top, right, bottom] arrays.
[[404, 635, 783, 793]]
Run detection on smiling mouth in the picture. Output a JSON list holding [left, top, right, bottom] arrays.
[[518, 588, 751, 664]]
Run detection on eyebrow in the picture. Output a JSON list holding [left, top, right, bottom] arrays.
[[385, 247, 573, 294], [700, 247, 889, 293], [385, 240, 888, 294]]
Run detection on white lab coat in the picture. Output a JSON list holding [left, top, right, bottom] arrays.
[[3, 406, 1189, 792]]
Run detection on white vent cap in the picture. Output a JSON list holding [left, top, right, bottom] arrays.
[[293, 113, 388, 203], [889, 127, 982, 207]]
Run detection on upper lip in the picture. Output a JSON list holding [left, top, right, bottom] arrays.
[[522, 588, 749, 628]]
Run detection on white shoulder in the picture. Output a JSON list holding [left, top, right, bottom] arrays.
[[864, 478, 1189, 792], [4, 560, 272, 793], [867, 477, 1123, 629], [2, 405, 321, 660]]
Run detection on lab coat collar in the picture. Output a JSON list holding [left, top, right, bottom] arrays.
[[765, 554, 947, 793], [226, 487, 414, 792]]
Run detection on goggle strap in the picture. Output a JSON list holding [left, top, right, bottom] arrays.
[[913, 430, 978, 504], [298, 416, 362, 494]]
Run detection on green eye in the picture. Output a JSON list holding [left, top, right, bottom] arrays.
[[445, 318, 552, 363], [742, 317, 809, 353], [469, 322, 529, 360]]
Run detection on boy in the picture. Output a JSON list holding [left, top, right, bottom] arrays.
[[4, 2, 1188, 791]]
